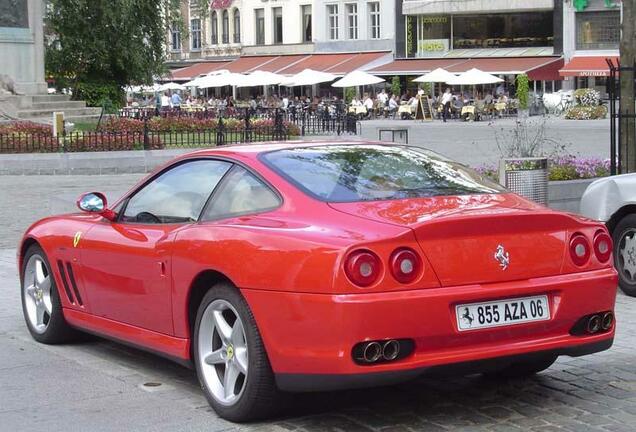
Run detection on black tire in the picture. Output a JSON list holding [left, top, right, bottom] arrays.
[[21, 244, 77, 344], [193, 283, 281, 422], [612, 214, 636, 297], [484, 354, 557, 379]]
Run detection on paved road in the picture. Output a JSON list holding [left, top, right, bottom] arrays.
[[2, 174, 636, 431], [359, 117, 610, 167]]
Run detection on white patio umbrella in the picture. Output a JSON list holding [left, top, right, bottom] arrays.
[[281, 69, 337, 86], [159, 82, 186, 91], [236, 70, 285, 87], [198, 72, 245, 88], [446, 68, 503, 85], [413, 68, 457, 83], [331, 70, 385, 87]]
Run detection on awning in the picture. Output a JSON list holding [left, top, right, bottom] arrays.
[[169, 52, 392, 78], [370, 58, 468, 75], [170, 61, 232, 81], [559, 56, 619, 77], [278, 52, 390, 75], [370, 56, 563, 79], [527, 58, 564, 81]]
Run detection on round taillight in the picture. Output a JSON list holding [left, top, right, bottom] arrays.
[[569, 234, 591, 267], [345, 250, 381, 287], [390, 248, 422, 284], [593, 231, 612, 263]]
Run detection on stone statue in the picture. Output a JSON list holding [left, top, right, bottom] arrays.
[[0, 74, 23, 95]]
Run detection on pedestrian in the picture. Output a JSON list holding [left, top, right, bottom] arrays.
[[441, 88, 453, 122], [161, 92, 171, 111], [170, 91, 182, 111]]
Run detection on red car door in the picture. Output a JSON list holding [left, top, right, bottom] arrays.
[[79, 159, 233, 335]]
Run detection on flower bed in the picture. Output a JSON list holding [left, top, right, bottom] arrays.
[[476, 156, 610, 182], [564, 106, 607, 120]]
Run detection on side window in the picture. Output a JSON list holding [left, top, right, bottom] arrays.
[[202, 166, 280, 221], [122, 160, 231, 223]]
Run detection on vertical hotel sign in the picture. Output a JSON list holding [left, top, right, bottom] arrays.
[[0, 0, 29, 28]]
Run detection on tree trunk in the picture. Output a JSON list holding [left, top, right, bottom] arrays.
[[620, 0, 636, 172]]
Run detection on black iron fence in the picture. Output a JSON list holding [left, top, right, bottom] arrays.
[[607, 58, 636, 175], [0, 115, 290, 154], [119, 105, 357, 136]]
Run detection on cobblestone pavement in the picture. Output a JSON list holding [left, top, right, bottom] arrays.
[[2, 173, 636, 431]]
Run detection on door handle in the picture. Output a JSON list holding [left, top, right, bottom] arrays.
[[158, 261, 166, 277]]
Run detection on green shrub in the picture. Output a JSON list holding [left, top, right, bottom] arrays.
[[391, 76, 401, 97], [344, 87, 356, 104], [573, 88, 601, 106], [74, 82, 124, 111], [516, 74, 529, 110]]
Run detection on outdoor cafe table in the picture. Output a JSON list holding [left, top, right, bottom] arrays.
[[397, 105, 412, 115], [348, 106, 367, 115]]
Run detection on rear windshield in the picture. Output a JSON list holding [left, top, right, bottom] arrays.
[[260, 144, 505, 202]]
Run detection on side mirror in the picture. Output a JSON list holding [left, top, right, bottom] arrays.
[[77, 192, 116, 221]]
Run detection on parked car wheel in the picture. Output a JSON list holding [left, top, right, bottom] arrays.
[[612, 214, 636, 297], [193, 283, 281, 422], [21, 244, 78, 343], [484, 354, 557, 379]]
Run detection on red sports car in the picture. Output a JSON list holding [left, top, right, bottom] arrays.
[[19, 142, 617, 421]]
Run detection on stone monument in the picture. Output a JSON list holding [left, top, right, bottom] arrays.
[[0, 0, 47, 95]]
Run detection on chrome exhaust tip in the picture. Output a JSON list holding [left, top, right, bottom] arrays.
[[587, 315, 601, 334], [601, 312, 614, 331], [382, 340, 400, 361], [362, 342, 383, 363]]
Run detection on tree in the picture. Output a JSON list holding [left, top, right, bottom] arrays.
[[45, 0, 207, 107], [620, 0, 636, 172], [391, 76, 401, 97]]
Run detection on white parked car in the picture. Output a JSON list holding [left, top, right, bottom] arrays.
[[581, 174, 636, 296]]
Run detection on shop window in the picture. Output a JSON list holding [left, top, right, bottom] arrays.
[[576, 11, 620, 50]]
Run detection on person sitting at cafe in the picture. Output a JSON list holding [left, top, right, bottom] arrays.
[[363, 94, 374, 115], [388, 95, 399, 116]]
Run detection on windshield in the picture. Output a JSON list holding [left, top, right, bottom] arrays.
[[261, 144, 505, 202]]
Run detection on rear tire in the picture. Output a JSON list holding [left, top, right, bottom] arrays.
[[21, 244, 77, 344], [193, 283, 281, 422], [612, 214, 636, 297], [484, 355, 557, 379]]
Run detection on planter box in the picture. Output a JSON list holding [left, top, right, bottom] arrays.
[[547, 178, 597, 214]]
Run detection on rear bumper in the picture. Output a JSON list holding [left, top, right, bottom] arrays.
[[275, 339, 613, 392], [241, 268, 617, 392]]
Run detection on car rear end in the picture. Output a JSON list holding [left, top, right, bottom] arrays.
[[251, 143, 618, 391]]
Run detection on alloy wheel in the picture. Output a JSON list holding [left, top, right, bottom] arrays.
[[197, 299, 248, 406], [23, 254, 53, 334]]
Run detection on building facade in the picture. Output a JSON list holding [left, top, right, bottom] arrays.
[[312, 0, 395, 53], [560, 0, 621, 92]]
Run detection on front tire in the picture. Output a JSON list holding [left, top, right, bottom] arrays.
[[21, 244, 77, 344], [193, 283, 281, 422], [612, 214, 636, 297]]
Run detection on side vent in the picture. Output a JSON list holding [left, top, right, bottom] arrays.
[[65, 262, 83, 306], [56, 260, 75, 304]]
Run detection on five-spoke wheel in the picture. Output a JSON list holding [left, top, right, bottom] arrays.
[[193, 283, 281, 422], [613, 215, 636, 297], [21, 244, 76, 343]]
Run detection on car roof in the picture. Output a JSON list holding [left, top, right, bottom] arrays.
[[176, 140, 395, 160]]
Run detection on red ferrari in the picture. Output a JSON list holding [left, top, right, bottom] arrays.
[[19, 142, 617, 421]]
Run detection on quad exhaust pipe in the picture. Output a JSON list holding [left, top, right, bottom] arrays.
[[358, 339, 404, 364]]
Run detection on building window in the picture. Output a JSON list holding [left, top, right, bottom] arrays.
[[302, 5, 312, 42], [222, 10, 229, 44], [233, 9, 241, 43], [211, 11, 218, 44], [346, 4, 358, 40], [255, 8, 265, 45], [170, 23, 181, 51], [576, 11, 620, 50], [273, 7, 283, 44], [191, 19, 201, 50], [327, 4, 339, 40], [452, 12, 553, 50], [368, 2, 380, 39]]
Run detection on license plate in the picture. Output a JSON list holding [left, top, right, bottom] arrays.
[[455, 295, 550, 331]]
